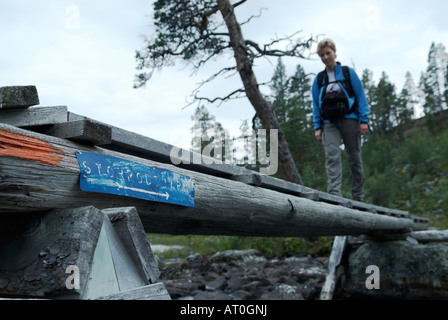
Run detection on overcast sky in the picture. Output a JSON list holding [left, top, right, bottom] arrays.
[[1, 0, 447, 149]]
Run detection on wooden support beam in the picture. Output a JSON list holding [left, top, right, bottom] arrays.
[[94, 283, 171, 300], [0, 205, 167, 300], [102, 207, 160, 283], [0, 123, 418, 237], [320, 236, 347, 300]]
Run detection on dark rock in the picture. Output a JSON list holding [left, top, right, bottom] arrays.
[[157, 249, 328, 300], [206, 276, 227, 291], [164, 280, 204, 299], [260, 284, 305, 300], [242, 280, 271, 299], [342, 240, 448, 299], [209, 249, 259, 263], [300, 278, 323, 300], [193, 290, 232, 300], [230, 289, 252, 300], [186, 253, 205, 271], [227, 276, 243, 293]]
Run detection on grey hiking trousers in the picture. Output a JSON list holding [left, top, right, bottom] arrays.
[[322, 118, 364, 201]]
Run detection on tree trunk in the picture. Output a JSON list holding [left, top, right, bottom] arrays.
[[218, 0, 303, 185]]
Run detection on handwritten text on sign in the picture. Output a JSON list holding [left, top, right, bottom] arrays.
[[75, 151, 195, 207]]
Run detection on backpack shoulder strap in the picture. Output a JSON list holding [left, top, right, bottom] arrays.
[[341, 66, 355, 98], [317, 70, 327, 91]]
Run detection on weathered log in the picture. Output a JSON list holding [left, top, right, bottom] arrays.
[[1, 107, 424, 221], [0, 123, 418, 237], [409, 230, 448, 243]]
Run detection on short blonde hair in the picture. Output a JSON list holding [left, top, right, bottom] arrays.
[[317, 38, 336, 56]]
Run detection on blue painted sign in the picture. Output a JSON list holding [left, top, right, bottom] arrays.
[[75, 151, 195, 207]]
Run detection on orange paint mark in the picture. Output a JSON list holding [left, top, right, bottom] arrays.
[[0, 129, 63, 166]]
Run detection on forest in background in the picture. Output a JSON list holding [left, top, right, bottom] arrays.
[[150, 42, 448, 258]]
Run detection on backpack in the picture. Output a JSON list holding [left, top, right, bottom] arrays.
[[317, 65, 357, 119]]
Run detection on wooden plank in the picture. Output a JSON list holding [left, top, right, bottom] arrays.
[[75, 209, 163, 300], [0, 123, 418, 237], [0, 86, 39, 108], [82, 215, 120, 299], [94, 283, 171, 300], [68, 112, 254, 177], [103, 215, 148, 292], [103, 207, 160, 283], [47, 119, 112, 145], [0, 106, 68, 127], [320, 236, 347, 300]]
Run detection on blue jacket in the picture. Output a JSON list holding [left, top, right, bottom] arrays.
[[312, 64, 370, 131]]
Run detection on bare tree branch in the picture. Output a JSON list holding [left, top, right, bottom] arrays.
[[244, 31, 315, 59], [232, 0, 248, 8], [240, 7, 267, 26], [184, 87, 247, 110]]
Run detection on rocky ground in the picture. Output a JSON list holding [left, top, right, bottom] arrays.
[[156, 249, 329, 300]]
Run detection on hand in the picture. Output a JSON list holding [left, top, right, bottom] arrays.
[[360, 123, 369, 136], [315, 129, 322, 141]]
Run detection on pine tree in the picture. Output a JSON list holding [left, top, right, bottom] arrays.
[[190, 106, 226, 162], [445, 61, 448, 106], [360, 69, 376, 141], [394, 72, 416, 130], [400, 72, 420, 119], [288, 64, 313, 128], [361, 69, 376, 108], [283, 63, 314, 165], [371, 72, 398, 136], [265, 60, 324, 186], [421, 42, 448, 116], [270, 58, 289, 124], [235, 119, 257, 167]]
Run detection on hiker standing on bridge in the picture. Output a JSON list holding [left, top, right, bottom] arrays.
[[311, 39, 370, 202]]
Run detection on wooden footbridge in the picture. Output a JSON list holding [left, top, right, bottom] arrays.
[[0, 86, 430, 300]]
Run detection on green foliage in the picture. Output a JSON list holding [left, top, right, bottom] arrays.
[[363, 133, 394, 175], [135, 0, 227, 88], [438, 130, 448, 160], [148, 234, 333, 259], [362, 125, 448, 228]]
